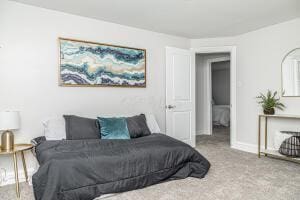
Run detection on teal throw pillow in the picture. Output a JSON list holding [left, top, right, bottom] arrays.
[[97, 117, 130, 139]]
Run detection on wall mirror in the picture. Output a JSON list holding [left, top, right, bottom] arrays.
[[282, 48, 300, 97]]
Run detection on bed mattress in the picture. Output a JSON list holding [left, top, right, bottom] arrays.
[[212, 105, 230, 126], [32, 134, 210, 200]]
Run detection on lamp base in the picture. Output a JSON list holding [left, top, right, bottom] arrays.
[[1, 130, 14, 151]]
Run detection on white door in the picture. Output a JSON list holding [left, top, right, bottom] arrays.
[[166, 47, 195, 147]]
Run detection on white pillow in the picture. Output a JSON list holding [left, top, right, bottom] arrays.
[[43, 117, 66, 140], [145, 114, 161, 133]]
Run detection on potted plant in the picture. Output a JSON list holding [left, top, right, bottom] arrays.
[[256, 90, 285, 115]]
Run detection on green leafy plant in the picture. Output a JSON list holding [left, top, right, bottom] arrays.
[[256, 90, 285, 114]]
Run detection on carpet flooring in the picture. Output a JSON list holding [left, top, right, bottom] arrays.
[[1, 127, 299, 200]]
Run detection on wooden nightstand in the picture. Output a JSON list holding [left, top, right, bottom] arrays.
[[0, 144, 33, 198]]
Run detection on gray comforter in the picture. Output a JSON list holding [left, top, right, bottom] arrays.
[[33, 134, 210, 200]]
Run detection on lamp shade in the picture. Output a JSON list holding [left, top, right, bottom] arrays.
[[0, 111, 20, 131]]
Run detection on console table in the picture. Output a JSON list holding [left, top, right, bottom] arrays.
[[258, 114, 300, 164]]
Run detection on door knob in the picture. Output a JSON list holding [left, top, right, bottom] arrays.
[[166, 105, 176, 109]]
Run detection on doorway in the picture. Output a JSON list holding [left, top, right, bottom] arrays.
[[193, 46, 236, 147], [165, 46, 236, 148], [210, 58, 231, 142]]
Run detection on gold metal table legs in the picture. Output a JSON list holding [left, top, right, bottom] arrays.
[[0, 144, 33, 198], [13, 152, 20, 198], [12, 151, 29, 198], [258, 114, 300, 163], [21, 151, 28, 182], [258, 116, 268, 158], [264, 117, 268, 150], [258, 116, 261, 158]]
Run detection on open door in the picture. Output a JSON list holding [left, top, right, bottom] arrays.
[[166, 47, 195, 147]]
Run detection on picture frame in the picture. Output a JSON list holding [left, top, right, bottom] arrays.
[[58, 38, 146, 87]]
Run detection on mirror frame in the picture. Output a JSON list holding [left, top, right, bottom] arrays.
[[281, 47, 300, 97]]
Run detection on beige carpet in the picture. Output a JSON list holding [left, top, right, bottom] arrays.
[[1, 127, 300, 200]]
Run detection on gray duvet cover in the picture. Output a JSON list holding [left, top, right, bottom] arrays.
[[33, 134, 210, 200]]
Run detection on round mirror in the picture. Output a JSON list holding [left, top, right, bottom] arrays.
[[282, 48, 300, 97]]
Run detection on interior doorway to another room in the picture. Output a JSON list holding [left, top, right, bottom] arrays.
[[196, 53, 231, 144], [165, 46, 236, 148]]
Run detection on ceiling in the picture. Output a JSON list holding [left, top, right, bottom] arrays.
[[11, 0, 300, 38]]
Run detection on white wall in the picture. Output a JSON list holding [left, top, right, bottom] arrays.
[[212, 61, 230, 105], [1, 0, 300, 185], [196, 53, 230, 135], [0, 0, 189, 183], [192, 18, 300, 152]]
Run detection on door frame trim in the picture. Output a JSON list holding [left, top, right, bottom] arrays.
[[191, 46, 237, 148], [206, 56, 231, 136]]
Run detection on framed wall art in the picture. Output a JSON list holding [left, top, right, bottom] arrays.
[[59, 38, 146, 87]]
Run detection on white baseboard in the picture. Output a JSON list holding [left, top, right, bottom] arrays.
[[0, 167, 35, 186], [231, 141, 257, 154], [231, 141, 276, 154]]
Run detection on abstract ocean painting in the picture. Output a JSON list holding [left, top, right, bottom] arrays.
[[59, 38, 146, 87]]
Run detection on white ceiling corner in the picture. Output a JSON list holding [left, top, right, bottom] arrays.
[[10, 0, 300, 38]]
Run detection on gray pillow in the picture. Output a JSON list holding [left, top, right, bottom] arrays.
[[126, 114, 151, 138], [63, 115, 100, 140]]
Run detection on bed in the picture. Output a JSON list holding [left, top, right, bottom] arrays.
[[212, 105, 230, 127], [32, 133, 210, 200]]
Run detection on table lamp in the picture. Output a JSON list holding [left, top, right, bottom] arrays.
[[0, 111, 20, 151]]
